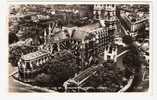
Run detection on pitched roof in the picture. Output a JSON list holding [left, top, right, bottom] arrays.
[[21, 50, 49, 61]]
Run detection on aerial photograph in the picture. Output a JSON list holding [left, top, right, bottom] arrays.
[[8, 4, 149, 92]]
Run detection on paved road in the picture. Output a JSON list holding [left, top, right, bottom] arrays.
[[8, 52, 148, 92], [116, 52, 149, 92], [9, 75, 56, 92], [8, 63, 56, 92]]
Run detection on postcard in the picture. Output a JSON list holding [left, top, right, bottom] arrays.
[[7, 0, 152, 93]]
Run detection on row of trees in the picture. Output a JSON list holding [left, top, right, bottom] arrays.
[[122, 35, 144, 91]]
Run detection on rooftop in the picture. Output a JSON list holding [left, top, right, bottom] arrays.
[[121, 11, 148, 24], [21, 50, 49, 61], [49, 22, 101, 41]]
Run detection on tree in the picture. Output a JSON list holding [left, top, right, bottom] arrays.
[[122, 51, 143, 91], [9, 32, 19, 44], [9, 46, 23, 66], [34, 50, 78, 86], [122, 35, 133, 45]]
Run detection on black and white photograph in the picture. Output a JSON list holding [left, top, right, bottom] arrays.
[[8, 3, 150, 93]]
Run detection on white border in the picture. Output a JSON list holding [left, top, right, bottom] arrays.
[[0, 0, 156, 99]]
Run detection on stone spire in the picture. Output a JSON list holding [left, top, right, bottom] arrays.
[[48, 24, 52, 35]]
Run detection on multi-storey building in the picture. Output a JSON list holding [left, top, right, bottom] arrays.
[[118, 7, 148, 33], [93, 4, 116, 20]]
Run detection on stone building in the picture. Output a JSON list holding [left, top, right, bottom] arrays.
[[93, 4, 116, 20]]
